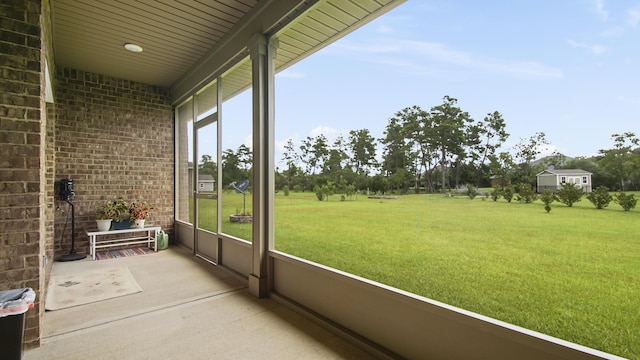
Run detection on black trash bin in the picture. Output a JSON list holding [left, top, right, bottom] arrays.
[[0, 288, 36, 360]]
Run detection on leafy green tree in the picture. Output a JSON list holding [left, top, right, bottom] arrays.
[[311, 134, 330, 174], [614, 192, 637, 211], [597, 132, 640, 191], [586, 186, 612, 209], [299, 136, 316, 175], [410, 110, 433, 192], [345, 130, 375, 192], [199, 154, 217, 189], [348, 129, 377, 176], [387, 168, 412, 194], [382, 110, 416, 191], [367, 174, 388, 194], [488, 151, 515, 187], [429, 96, 474, 194], [325, 135, 349, 183], [282, 139, 298, 188], [556, 183, 584, 207], [298, 135, 329, 191], [513, 132, 549, 185], [222, 149, 241, 186], [381, 115, 409, 175], [468, 111, 509, 187], [235, 144, 252, 183]]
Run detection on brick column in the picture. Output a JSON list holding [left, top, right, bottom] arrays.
[[0, 0, 46, 348]]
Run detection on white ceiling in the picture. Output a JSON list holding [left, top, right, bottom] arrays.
[[51, 0, 404, 98], [51, 0, 259, 87]]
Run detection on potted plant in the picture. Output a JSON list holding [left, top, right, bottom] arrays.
[[129, 200, 152, 228], [111, 196, 131, 230], [95, 200, 117, 231]]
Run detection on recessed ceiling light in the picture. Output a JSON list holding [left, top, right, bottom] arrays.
[[124, 43, 143, 53]]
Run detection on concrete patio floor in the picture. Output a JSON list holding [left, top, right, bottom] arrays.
[[24, 246, 378, 359]]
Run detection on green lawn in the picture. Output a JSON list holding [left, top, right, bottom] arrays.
[[211, 191, 640, 358]]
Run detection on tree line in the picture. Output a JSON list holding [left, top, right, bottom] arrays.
[[199, 96, 640, 196]]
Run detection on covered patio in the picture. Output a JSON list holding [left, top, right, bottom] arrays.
[[24, 246, 376, 359], [1, 0, 621, 358]]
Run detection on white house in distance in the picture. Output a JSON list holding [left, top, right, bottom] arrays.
[[198, 174, 215, 192], [536, 169, 593, 193]]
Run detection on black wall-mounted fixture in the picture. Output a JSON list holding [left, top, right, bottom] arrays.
[[57, 179, 86, 262]]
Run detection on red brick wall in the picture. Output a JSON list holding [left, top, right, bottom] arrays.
[[0, 0, 46, 349], [54, 68, 175, 256]]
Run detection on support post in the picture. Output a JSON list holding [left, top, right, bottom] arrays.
[[249, 33, 277, 298]]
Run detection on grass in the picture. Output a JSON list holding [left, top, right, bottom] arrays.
[[200, 191, 640, 358]]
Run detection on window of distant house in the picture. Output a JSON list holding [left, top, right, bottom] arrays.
[[561, 176, 566, 183], [582, 176, 587, 183]]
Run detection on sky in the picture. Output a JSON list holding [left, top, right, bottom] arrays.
[[214, 1, 640, 169]]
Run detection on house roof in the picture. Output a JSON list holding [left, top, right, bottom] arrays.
[[536, 169, 592, 176], [51, 0, 405, 103], [198, 174, 215, 181]]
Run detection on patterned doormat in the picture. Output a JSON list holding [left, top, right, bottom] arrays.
[[95, 247, 155, 260], [45, 266, 142, 311]]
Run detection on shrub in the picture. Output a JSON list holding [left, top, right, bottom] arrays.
[[283, 185, 290, 196], [490, 187, 502, 201], [539, 189, 556, 205], [615, 192, 637, 211], [556, 183, 584, 207], [586, 186, 612, 209], [314, 183, 335, 201], [502, 186, 514, 203], [515, 183, 537, 203], [293, 185, 301, 192], [466, 184, 478, 199], [539, 189, 556, 213]]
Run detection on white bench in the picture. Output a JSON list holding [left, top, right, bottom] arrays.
[[86, 226, 160, 260]]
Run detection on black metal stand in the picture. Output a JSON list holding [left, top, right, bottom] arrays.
[[57, 201, 86, 262]]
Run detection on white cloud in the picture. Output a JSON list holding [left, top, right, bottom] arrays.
[[592, 0, 609, 21], [628, 7, 640, 27], [334, 39, 562, 80], [567, 39, 607, 55]]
